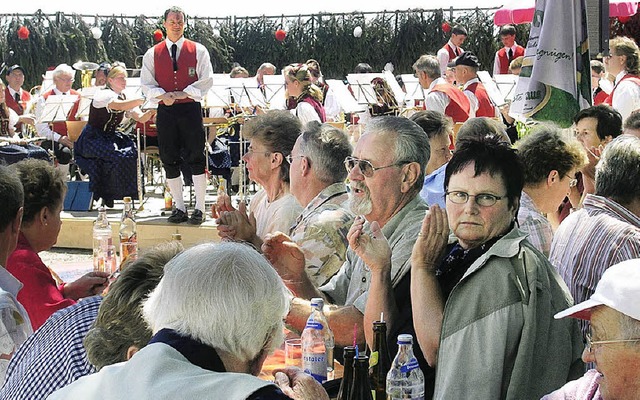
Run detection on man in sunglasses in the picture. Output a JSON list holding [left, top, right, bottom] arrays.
[[543, 259, 640, 400], [263, 116, 429, 368]]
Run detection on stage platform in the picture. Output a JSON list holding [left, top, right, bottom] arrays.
[[57, 188, 224, 250]]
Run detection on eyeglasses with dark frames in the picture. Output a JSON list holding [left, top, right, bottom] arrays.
[[445, 191, 506, 207]]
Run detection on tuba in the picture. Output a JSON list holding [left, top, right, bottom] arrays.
[[72, 60, 99, 88]]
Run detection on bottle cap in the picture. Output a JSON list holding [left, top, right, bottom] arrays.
[[397, 334, 413, 344], [310, 297, 324, 308], [172, 233, 182, 241], [123, 197, 132, 203]]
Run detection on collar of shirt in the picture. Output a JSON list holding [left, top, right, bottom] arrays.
[[583, 194, 640, 227], [53, 88, 69, 95], [447, 40, 458, 52], [520, 190, 543, 216], [429, 77, 447, 91], [462, 77, 480, 91], [165, 37, 185, 54], [614, 70, 628, 86], [294, 182, 347, 226], [149, 328, 227, 373], [8, 87, 20, 98], [0, 266, 23, 297], [505, 43, 519, 51]]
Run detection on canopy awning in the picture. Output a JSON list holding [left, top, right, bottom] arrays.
[[493, 0, 638, 25]]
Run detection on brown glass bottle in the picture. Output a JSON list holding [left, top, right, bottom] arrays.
[[348, 354, 374, 400], [369, 321, 391, 400], [337, 346, 357, 400]]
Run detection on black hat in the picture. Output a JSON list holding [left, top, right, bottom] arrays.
[[454, 52, 480, 69], [6, 65, 24, 75]]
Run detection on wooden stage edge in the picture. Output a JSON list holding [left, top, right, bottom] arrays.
[[56, 195, 221, 250]]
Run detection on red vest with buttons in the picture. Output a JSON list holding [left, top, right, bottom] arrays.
[[604, 74, 640, 106], [431, 84, 470, 123], [41, 89, 80, 136], [442, 43, 459, 60], [5, 87, 31, 116], [466, 82, 495, 118], [154, 40, 198, 105], [496, 46, 525, 74]]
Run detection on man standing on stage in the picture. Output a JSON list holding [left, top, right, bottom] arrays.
[[493, 25, 525, 76], [436, 25, 467, 77], [141, 6, 213, 225]]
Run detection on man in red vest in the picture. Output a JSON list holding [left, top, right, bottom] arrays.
[[454, 52, 497, 118], [34, 63, 79, 179], [436, 25, 467, 77], [413, 54, 470, 123], [141, 6, 213, 225], [493, 25, 525, 76], [5, 65, 34, 134]]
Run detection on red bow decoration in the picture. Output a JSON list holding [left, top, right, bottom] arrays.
[[17, 25, 30, 40], [618, 16, 631, 24], [442, 22, 451, 33]]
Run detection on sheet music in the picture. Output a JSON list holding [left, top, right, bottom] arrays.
[[228, 77, 266, 109], [204, 74, 233, 108], [383, 71, 407, 106], [325, 79, 367, 114], [401, 74, 425, 101], [38, 95, 79, 123], [478, 71, 518, 107], [262, 75, 286, 110], [346, 73, 384, 105], [75, 87, 99, 119]]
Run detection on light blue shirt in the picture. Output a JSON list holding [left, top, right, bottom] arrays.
[[420, 163, 447, 208]]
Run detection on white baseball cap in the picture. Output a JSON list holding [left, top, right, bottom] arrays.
[[555, 258, 640, 321]]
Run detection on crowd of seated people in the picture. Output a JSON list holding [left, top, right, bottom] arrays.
[[3, 24, 640, 400]]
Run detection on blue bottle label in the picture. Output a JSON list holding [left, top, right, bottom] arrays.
[[304, 319, 323, 330], [399, 358, 420, 373]]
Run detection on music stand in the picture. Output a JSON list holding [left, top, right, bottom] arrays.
[[262, 74, 286, 110], [204, 74, 233, 109], [38, 95, 79, 124], [488, 72, 519, 105], [346, 73, 383, 107], [228, 77, 265, 110], [400, 74, 426, 103], [325, 79, 367, 114], [75, 87, 98, 119]]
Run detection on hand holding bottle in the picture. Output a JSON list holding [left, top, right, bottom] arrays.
[[273, 367, 330, 400]]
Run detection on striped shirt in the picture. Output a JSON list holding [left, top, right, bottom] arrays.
[[550, 194, 640, 334], [517, 191, 554, 257], [0, 296, 101, 400]]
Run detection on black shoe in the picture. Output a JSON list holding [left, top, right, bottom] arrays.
[[188, 209, 205, 225], [168, 208, 188, 223]]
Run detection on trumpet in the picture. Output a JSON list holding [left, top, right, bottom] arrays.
[[72, 61, 99, 88]]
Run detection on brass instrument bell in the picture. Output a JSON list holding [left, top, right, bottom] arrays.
[[73, 60, 99, 88]]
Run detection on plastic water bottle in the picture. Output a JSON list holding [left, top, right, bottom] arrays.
[[301, 298, 334, 383], [386, 334, 425, 400], [92, 206, 112, 271]]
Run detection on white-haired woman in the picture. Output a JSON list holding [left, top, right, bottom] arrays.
[[47, 242, 329, 400]]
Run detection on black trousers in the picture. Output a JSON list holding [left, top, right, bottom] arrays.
[[156, 102, 206, 179], [41, 140, 72, 165]]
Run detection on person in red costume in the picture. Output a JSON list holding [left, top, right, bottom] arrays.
[[6, 160, 109, 330], [492, 25, 525, 76], [603, 36, 640, 121], [141, 6, 214, 225], [413, 54, 470, 123]]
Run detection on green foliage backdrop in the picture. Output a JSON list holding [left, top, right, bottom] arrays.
[[1, 7, 521, 90]]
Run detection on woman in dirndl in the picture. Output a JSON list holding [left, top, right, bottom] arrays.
[[74, 65, 154, 207]]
